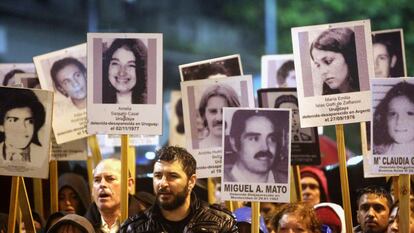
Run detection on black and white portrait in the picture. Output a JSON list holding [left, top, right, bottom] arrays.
[[372, 29, 406, 78], [292, 20, 373, 127], [0, 87, 53, 178], [87, 33, 163, 135], [261, 54, 296, 88], [14, 73, 41, 89], [34, 43, 88, 144], [0, 64, 36, 87], [223, 108, 290, 184], [258, 88, 321, 165], [179, 55, 243, 81]]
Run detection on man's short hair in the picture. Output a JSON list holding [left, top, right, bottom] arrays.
[[229, 110, 282, 150], [274, 94, 298, 108], [2, 69, 24, 86], [271, 202, 321, 233], [156, 146, 196, 178], [50, 57, 86, 93], [356, 185, 393, 210], [0, 88, 46, 146]]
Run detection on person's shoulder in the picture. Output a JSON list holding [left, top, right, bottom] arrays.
[[120, 212, 149, 232], [201, 202, 235, 221]]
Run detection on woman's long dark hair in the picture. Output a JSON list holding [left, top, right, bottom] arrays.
[[102, 38, 147, 104], [373, 81, 414, 147], [310, 27, 359, 95]]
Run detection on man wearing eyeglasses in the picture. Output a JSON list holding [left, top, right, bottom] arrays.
[[300, 166, 330, 207]]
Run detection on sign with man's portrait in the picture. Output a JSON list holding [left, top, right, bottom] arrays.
[[221, 107, 291, 202], [261, 54, 296, 88], [0, 64, 36, 87], [370, 78, 414, 175], [0, 87, 53, 178], [181, 75, 255, 178], [179, 54, 243, 82], [292, 20, 373, 127], [372, 29, 407, 78], [14, 73, 41, 89], [258, 88, 320, 165], [87, 33, 163, 135], [168, 90, 186, 147], [34, 43, 88, 144]]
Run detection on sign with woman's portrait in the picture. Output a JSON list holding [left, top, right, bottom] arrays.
[[179, 55, 243, 82], [370, 78, 414, 174], [87, 33, 163, 135], [258, 88, 320, 165], [292, 20, 373, 127], [181, 75, 255, 178], [0, 87, 53, 178], [34, 43, 88, 144], [261, 54, 296, 88]]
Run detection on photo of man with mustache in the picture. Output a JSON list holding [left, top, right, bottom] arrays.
[[224, 109, 289, 183]]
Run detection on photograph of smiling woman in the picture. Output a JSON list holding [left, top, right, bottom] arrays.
[[310, 27, 360, 95], [373, 81, 414, 155], [102, 38, 147, 104]]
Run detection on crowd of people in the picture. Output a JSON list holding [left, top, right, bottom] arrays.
[[0, 146, 410, 233]]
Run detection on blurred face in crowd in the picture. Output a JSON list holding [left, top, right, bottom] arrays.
[[357, 193, 390, 233], [58, 187, 80, 214], [277, 213, 312, 233], [301, 177, 321, 207]]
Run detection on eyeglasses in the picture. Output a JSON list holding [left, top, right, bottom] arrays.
[[301, 183, 319, 190]]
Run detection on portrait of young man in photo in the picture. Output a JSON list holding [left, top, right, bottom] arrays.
[[0, 88, 46, 163]]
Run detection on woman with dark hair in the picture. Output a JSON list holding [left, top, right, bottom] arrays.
[[310, 27, 360, 95], [102, 38, 147, 104], [373, 81, 414, 155], [276, 60, 296, 88]]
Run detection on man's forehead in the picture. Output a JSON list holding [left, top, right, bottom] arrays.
[[244, 115, 274, 131], [359, 193, 389, 205], [154, 160, 185, 172], [94, 160, 121, 176], [6, 107, 32, 116]]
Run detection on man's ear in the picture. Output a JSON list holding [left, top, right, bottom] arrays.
[[188, 174, 197, 191], [230, 137, 238, 152], [356, 210, 361, 224], [127, 177, 135, 194], [0, 125, 3, 132], [390, 55, 397, 68]]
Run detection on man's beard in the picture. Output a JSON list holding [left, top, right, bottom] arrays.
[[156, 183, 189, 211]]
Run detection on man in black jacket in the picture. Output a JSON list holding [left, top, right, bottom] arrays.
[[120, 146, 238, 233]]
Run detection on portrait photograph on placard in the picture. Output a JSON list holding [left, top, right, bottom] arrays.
[[370, 78, 414, 174], [181, 75, 254, 178], [14, 73, 41, 89], [372, 29, 407, 78], [0, 87, 53, 178], [87, 33, 163, 135], [34, 43, 88, 144], [258, 88, 320, 165], [292, 20, 373, 127], [179, 54, 243, 81], [168, 90, 186, 147], [51, 136, 87, 161], [0, 63, 36, 87], [221, 107, 291, 202], [261, 54, 296, 88]]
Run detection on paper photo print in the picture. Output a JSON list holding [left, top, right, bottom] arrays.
[[221, 107, 291, 202], [14, 73, 41, 89], [34, 44, 88, 144], [372, 29, 407, 78], [51, 136, 87, 161], [261, 54, 296, 88], [181, 75, 254, 178], [168, 90, 186, 147], [258, 88, 320, 165], [370, 78, 414, 174], [87, 33, 163, 135], [179, 54, 243, 81], [292, 20, 374, 127], [0, 87, 53, 178], [0, 64, 36, 87]]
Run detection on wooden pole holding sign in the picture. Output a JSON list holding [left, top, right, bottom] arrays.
[[398, 175, 410, 233], [292, 165, 302, 202], [88, 135, 102, 166], [335, 124, 352, 233], [207, 178, 215, 204], [251, 202, 260, 233], [8, 177, 36, 233], [32, 178, 44, 218], [128, 146, 136, 195], [49, 160, 59, 214], [86, 156, 94, 202], [120, 135, 129, 222]]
